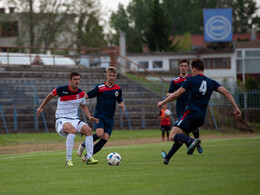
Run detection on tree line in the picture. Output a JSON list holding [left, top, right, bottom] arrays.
[[0, 0, 259, 52]]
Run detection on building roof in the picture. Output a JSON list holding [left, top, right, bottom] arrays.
[[174, 33, 260, 48]]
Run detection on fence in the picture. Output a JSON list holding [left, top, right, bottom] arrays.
[[0, 47, 259, 133], [115, 53, 260, 130]]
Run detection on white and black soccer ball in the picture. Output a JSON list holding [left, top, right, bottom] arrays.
[[106, 152, 121, 166], [164, 109, 171, 116]]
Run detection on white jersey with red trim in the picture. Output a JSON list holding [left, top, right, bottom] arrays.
[[52, 85, 86, 119]]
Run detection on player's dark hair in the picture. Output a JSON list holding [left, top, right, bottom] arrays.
[[179, 59, 190, 66], [191, 57, 204, 71], [69, 72, 80, 79]]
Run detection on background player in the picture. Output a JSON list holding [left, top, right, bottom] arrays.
[[167, 59, 202, 153], [158, 57, 241, 165], [77, 66, 125, 162], [37, 72, 99, 166], [159, 104, 171, 141]]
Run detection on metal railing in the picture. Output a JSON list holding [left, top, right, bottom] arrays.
[[0, 46, 259, 133]]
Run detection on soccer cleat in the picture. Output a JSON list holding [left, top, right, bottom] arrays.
[[86, 157, 98, 165], [187, 139, 201, 155], [77, 144, 85, 157], [197, 144, 203, 154], [82, 154, 87, 162], [161, 150, 169, 165], [65, 159, 73, 166]]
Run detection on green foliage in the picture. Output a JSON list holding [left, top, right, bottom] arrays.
[[2, 0, 106, 49], [110, 0, 152, 52], [162, 0, 215, 35], [231, 0, 259, 33], [110, 4, 130, 33], [236, 79, 246, 90], [245, 76, 258, 89], [144, 0, 175, 52], [0, 136, 259, 194], [110, 0, 259, 51], [77, 12, 107, 48], [175, 32, 192, 52]]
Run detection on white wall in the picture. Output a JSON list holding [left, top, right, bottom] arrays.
[[127, 51, 237, 83], [201, 53, 237, 83]]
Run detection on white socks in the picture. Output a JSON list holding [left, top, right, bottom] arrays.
[[85, 135, 94, 160], [66, 134, 76, 161]]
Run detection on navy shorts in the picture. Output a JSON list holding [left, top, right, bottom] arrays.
[[161, 125, 171, 131], [94, 115, 114, 136], [174, 110, 204, 133]]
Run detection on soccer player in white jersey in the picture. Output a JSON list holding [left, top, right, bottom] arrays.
[[37, 72, 99, 166]]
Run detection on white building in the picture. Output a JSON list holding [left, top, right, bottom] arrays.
[[126, 50, 237, 83]]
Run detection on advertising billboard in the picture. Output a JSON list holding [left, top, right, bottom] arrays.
[[204, 8, 232, 42]]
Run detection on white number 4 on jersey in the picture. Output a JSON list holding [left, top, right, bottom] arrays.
[[199, 80, 207, 95]]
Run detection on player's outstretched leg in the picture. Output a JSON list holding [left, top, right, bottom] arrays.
[[65, 159, 73, 166], [192, 129, 203, 153], [161, 150, 169, 165], [187, 139, 201, 155], [86, 157, 99, 165], [77, 134, 101, 159], [161, 141, 183, 165], [77, 143, 85, 157], [65, 134, 75, 166], [84, 135, 98, 165], [82, 138, 108, 162], [197, 144, 203, 153]]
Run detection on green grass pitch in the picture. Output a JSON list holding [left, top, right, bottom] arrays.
[[0, 135, 259, 194]]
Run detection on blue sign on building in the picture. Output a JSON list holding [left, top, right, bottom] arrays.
[[203, 8, 232, 42]]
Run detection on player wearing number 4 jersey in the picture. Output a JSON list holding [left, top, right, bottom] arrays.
[[158, 57, 241, 165], [167, 59, 202, 153]]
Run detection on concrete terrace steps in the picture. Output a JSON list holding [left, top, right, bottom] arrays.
[[0, 65, 107, 79], [0, 65, 162, 132]]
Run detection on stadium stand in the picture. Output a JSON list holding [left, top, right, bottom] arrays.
[[0, 65, 161, 133]]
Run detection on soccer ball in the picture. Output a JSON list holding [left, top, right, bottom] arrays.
[[164, 109, 171, 116], [106, 152, 121, 166]]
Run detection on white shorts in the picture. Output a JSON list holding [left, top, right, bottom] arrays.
[[55, 118, 88, 137]]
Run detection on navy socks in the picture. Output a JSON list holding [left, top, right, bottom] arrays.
[[192, 129, 199, 139], [166, 142, 183, 161], [82, 133, 100, 147], [93, 138, 107, 154], [92, 134, 99, 142], [174, 133, 194, 145]]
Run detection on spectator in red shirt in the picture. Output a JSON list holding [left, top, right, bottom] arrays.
[[159, 104, 171, 141]]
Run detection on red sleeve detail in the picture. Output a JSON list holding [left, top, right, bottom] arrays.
[[52, 88, 57, 96]]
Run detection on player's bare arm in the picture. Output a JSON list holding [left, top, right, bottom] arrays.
[[37, 93, 54, 116], [158, 87, 186, 107], [217, 86, 242, 119], [80, 104, 99, 123], [118, 102, 125, 112]]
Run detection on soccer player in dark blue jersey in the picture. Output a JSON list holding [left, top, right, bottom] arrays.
[[167, 59, 203, 153], [77, 66, 125, 162], [158, 57, 241, 165]]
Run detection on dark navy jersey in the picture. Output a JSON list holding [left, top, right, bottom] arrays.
[[168, 75, 191, 117], [181, 74, 221, 118], [87, 82, 123, 118]]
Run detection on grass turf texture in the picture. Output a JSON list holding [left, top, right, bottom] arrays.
[[0, 134, 259, 195], [0, 129, 243, 145]]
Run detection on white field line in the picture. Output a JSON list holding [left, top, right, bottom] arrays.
[[0, 136, 259, 160]]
